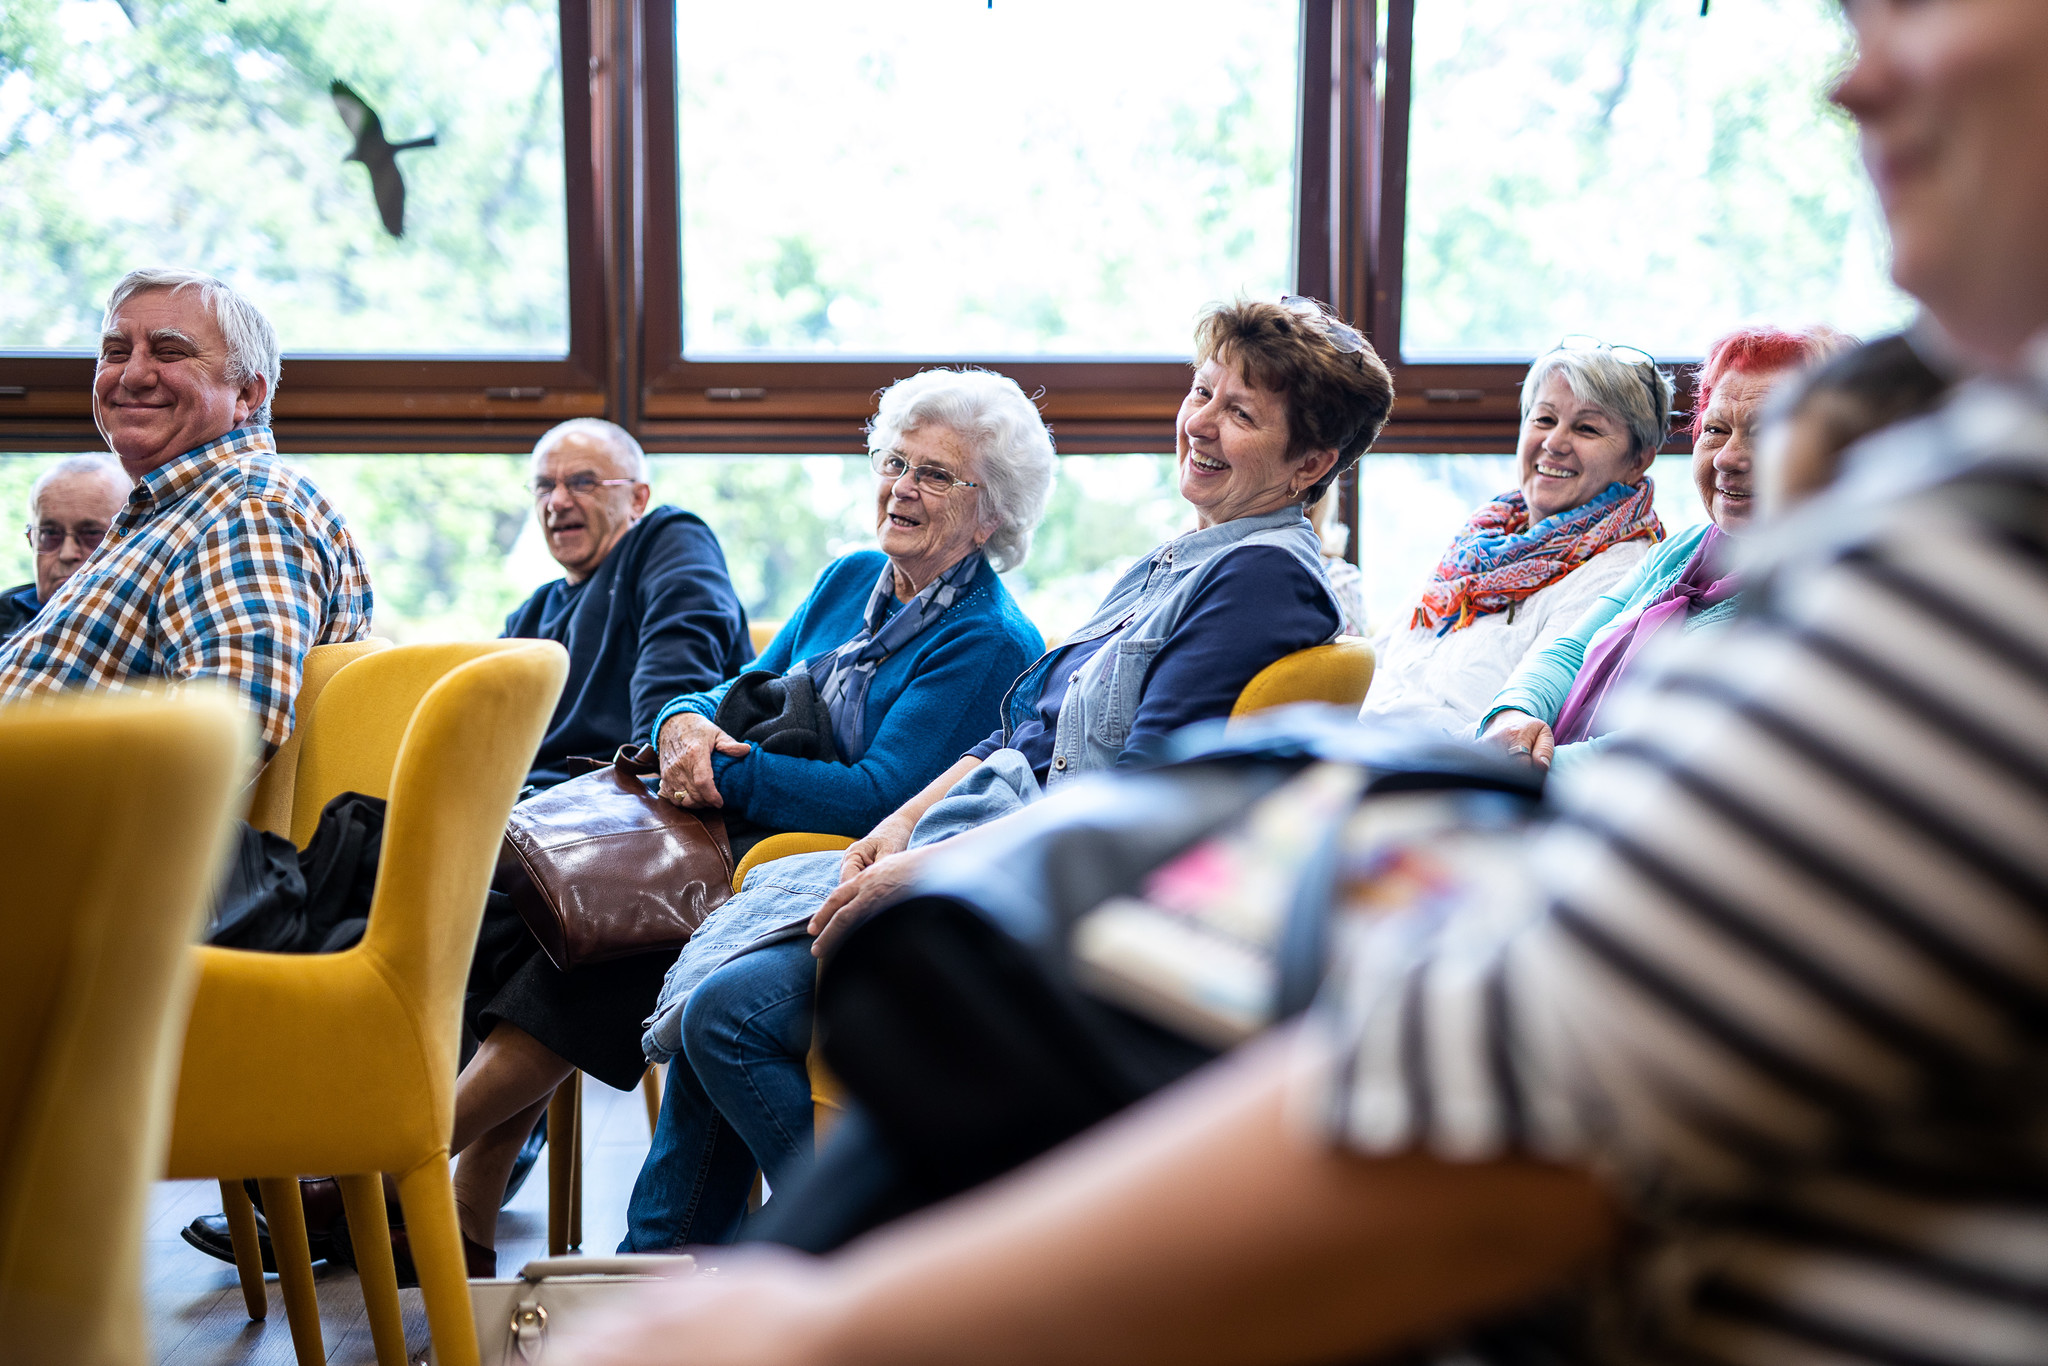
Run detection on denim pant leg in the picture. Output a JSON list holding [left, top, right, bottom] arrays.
[[681, 937, 818, 1193], [620, 1041, 760, 1251], [620, 938, 819, 1250]]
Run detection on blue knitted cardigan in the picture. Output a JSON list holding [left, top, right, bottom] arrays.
[[649, 550, 1043, 838]]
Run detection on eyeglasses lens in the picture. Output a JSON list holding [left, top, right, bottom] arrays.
[[29, 527, 107, 554]]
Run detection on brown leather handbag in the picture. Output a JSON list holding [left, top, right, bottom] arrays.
[[498, 745, 734, 971]]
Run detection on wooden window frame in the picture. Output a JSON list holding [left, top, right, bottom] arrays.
[[0, 0, 1678, 468], [633, 0, 1359, 458], [0, 0, 610, 455], [1358, 0, 1697, 458]]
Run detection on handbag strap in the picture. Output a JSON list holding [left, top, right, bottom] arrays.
[[515, 1254, 697, 1281]]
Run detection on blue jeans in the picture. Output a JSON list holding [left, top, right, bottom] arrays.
[[620, 936, 817, 1250]]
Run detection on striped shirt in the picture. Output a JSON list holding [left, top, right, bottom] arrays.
[[1317, 361, 2048, 1365], [0, 427, 373, 757]]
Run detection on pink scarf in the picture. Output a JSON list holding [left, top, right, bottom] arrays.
[[1553, 526, 1740, 744]]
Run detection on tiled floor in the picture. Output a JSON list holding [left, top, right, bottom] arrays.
[[148, 1072, 654, 1365]]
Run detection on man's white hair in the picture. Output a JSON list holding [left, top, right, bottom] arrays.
[[533, 418, 650, 482], [103, 269, 282, 428], [28, 453, 130, 521], [866, 368, 1057, 572]]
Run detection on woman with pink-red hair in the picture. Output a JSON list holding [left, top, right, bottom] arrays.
[[1479, 324, 1852, 772]]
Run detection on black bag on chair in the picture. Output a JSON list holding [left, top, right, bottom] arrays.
[[750, 712, 1543, 1252]]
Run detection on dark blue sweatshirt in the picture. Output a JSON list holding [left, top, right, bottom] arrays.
[[503, 505, 752, 787]]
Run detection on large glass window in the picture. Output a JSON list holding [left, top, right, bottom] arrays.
[[0, 0, 569, 355], [1399, 0, 1912, 359], [674, 0, 1300, 356]]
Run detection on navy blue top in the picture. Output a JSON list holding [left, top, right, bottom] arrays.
[[0, 583, 40, 645], [503, 505, 752, 788], [968, 546, 1339, 782], [653, 550, 1044, 838]]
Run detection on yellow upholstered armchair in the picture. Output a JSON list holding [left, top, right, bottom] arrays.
[[165, 640, 569, 1366], [0, 692, 251, 1366], [243, 637, 390, 837], [1228, 637, 1375, 719]]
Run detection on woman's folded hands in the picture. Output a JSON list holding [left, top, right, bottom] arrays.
[[1480, 708, 1555, 769], [657, 710, 752, 808]]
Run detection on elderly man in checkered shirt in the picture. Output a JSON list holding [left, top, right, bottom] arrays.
[[0, 269, 372, 758]]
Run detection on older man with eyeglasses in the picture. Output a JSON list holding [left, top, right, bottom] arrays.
[[0, 269, 371, 757], [1, 454, 131, 644], [503, 417, 753, 790]]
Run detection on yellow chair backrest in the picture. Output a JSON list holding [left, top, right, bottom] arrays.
[[1229, 639, 1376, 719], [297, 641, 568, 1127], [0, 692, 251, 1366], [246, 637, 391, 838], [749, 620, 782, 656], [289, 640, 540, 847]]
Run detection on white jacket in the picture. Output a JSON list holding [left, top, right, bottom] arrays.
[[1360, 540, 1651, 738]]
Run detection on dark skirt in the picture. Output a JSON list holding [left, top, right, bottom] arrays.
[[465, 891, 671, 1092]]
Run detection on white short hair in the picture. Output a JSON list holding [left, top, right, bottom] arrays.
[[28, 453, 130, 520], [103, 269, 282, 428], [866, 369, 1057, 572], [533, 418, 650, 482]]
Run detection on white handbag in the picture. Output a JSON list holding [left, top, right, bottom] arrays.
[[427, 1254, 698, 1365]]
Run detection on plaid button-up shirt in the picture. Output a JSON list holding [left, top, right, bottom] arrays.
[[0, 427, 373, 756]]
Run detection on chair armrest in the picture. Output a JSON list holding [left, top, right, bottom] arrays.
[[733, 832, 856, 892]]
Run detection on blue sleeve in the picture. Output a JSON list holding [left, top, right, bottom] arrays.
[[711, 609, 1040, 838], [1119, 547, 1339, 769], [1478, 525, 1703, 733], [964, 727, 1006, 762], [627, 517, 749, 740]]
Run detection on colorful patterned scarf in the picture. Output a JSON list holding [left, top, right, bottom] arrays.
[[1410, 480, 1663, 635]]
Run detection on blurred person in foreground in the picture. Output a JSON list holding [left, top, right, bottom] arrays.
[[617, 299, 1392, 1254], [0, 268, 371, 757], [1478, 324, 1851, 774], [506, 417, 752, 789], [557, 2, 2048, 1362], [1359, 339, 1671, 736], [1, 453, 130, 642]]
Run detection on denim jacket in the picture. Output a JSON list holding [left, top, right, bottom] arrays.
[[1001, 506, 1335, 789]]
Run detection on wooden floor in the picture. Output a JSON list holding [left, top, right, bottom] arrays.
[[148, 1074, 654, 1365]]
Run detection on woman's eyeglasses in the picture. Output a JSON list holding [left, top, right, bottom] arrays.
[[532, 474, 639, 500], [1280, 295, 1368, 355], [872, 450, 980, 496], [27, 524, 108, 555], [1551, 334, 1666, 416]]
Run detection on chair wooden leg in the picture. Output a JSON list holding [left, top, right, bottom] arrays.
[[338, 1173, 407, 1366], [217, 1178, 268, 1320], [396, 1158, 480, 1366], [255, 1176, 325, 1366], [640, 1063, 663, 1135], [569, 1092, 584, 1250], [546, 1074, 580, 1256]]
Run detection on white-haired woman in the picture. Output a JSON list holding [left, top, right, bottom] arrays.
[[429, 368, 1054, 1273], [1360, 340, 1672, 736]]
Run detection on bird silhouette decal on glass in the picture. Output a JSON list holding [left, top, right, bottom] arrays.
[[329, 80, 438, 238]]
